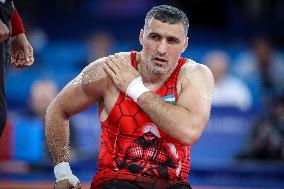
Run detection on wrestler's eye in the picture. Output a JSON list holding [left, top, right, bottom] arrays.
[[167, 37, 179, 44], [149, 34, 161, 41]]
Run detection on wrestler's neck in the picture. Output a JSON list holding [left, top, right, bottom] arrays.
[[135, 52, 174, 85]]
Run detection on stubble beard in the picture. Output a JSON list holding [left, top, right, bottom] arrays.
[[143, 56, 171, 75]]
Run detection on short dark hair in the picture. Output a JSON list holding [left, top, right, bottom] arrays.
[[144, 5, 189, 36]]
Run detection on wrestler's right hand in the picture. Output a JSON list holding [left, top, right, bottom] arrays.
[[54, 162, 81, 189], [54, 179, 81, 189], [0, 19, 9, 43]]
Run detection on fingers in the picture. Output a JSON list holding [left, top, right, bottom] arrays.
[[113, 53, 127, 66], [74, 183, 81, 189], [110, 55, 129, 71], [11, 49, 24, 68], [54, 180, 81, 189], [11, 45, 34, 68], [54, 179, 70, 189], [24, 45, 34, 66], [11, 52, 25, 68], [103, 60, 116, 81], [105, 56, 119, 73], [104, 54, 129, 79], [19, 44, 34, 66], [113, 54, 137, 73], [104, 53, 139, 80], [10, 33, 34, 68]]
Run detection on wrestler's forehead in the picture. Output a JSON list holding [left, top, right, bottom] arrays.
[[145, 18, 186, 37]]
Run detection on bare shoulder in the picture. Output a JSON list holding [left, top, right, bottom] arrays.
[[72, 52, 132, 86], [180, 59, 212, 78], [115, 52, 132, 63], [179, 59, 214, 98], [71, 57, 108, 86], [180, 59, 214, 85], [114, 52, 132, 66]]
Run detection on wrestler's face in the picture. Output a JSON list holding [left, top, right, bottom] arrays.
[[140, 18, 188, 75]]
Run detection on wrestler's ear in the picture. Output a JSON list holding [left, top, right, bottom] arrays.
[[182, 37, 189, 53], [139, 29, 144, 46]]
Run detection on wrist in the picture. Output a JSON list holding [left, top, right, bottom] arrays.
[[54, 162, 80, 185], [54, 162, 72, 180], [126, 76, 150, 102]]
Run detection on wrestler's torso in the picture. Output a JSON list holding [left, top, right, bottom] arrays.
[[98, 52, 183, 122], [96, 51, 191, 181]]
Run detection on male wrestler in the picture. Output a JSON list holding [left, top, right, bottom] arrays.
[[45, 5, 214, 189]]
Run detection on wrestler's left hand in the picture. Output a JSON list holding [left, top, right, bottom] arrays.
[[103, 53, 140, 92]]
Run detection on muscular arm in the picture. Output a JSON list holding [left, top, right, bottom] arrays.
[[45, 59, 109, 165], [137, 63, 214, 145]]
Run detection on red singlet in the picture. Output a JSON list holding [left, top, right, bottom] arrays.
[[91, 51, 191, 189]]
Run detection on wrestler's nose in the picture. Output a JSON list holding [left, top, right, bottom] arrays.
[[157, 39, 167, 55]]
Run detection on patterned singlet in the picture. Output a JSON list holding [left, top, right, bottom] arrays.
[[91, 51, 191, 189]]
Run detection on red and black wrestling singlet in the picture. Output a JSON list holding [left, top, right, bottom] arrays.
[[91, 51, 191, 188]]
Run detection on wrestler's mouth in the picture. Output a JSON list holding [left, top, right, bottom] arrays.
[[153, 57, 168, 65]]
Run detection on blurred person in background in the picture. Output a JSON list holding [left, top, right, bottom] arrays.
[[77, 31, 115, 70], [234, 36, 284, 160], [45, 5, 214, 189], [234, 36, 284, 112], [204, 50, 252, 111], [0, 0, 34, 137], [237, 94, 284, 160], [11, 80, 58, 166], [29, 80, 58, 119], [86, 32, 115, 62], [0, 80, 57, 172], [13, 80, 79, 167]]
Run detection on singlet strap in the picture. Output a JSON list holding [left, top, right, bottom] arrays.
[[167, 58, 187, 101], [130, 50, 137, 69], [130, 50, 187, 101]]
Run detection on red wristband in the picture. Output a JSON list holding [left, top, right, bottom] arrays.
[[11, 8, 25, 37]]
